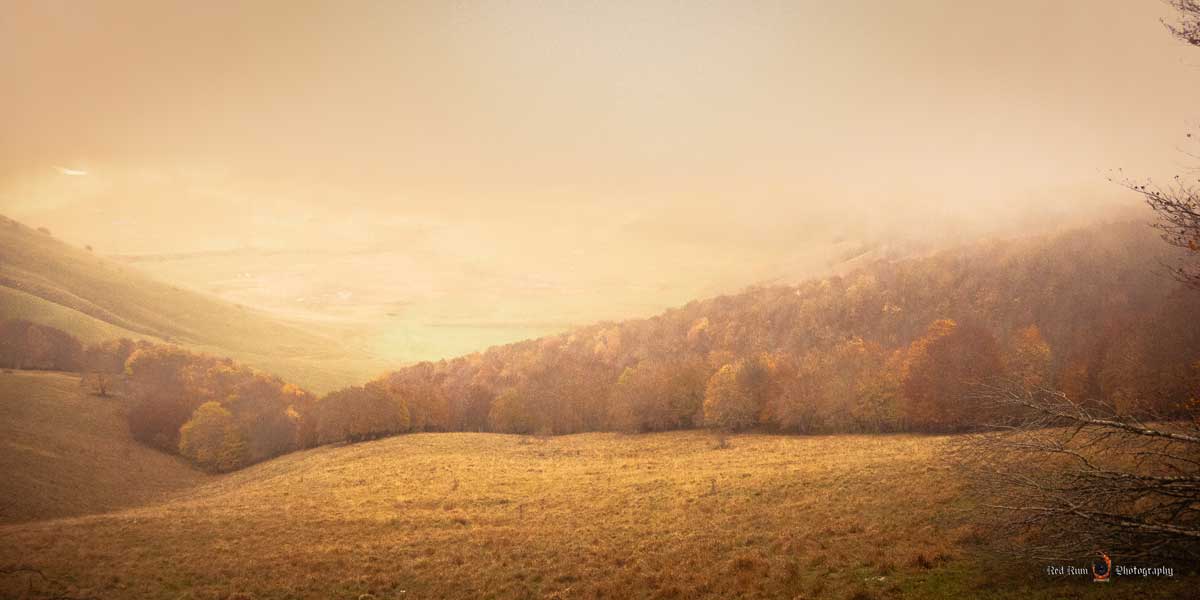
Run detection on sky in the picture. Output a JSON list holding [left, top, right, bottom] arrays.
[[2, 0, 1199, 360]]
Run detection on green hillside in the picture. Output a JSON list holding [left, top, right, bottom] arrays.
[[0, 215, 388, 391]]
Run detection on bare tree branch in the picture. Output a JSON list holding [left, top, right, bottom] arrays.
[[954, 379, 1200, 563]]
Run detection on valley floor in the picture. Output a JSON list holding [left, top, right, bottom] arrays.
[[0, 371, 1192, 599]]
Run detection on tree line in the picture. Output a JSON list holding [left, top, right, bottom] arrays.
[[0, 319, 85, 371], [0, 321, 312, 472], [3, 221, 1198, 471], [322, 222, 1199, 439]]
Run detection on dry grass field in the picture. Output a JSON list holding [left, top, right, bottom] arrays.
[[1, 371, 1192, 599], [0, 371, 203, 524]]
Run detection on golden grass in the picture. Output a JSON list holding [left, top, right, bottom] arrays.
[[2, 427, 968, 598], [1, 372, 1191, 598], [0, 371, 204, 524]]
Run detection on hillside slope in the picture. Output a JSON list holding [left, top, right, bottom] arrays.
[[312, 219, 1200, 438], [1, 430, 1187, 599], [0, 370, 205, 523], [0, 215, 387, 391]]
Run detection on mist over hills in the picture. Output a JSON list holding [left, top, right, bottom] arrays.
[[0, 214, 386, 392], [2, 213, 1197, 599], [179, 217, 1186, 447], [3, 1, 1199, 596], [5, 205, 1197, 449]]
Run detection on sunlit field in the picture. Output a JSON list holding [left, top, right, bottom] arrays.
[[0, 371, 1187, 599]]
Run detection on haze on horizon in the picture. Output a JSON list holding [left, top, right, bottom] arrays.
[[3, 0, 1198, 362]]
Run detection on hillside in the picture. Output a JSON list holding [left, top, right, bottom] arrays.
[[0, 215, 388, 392], [298, 219, 1200, 440], [0, 370, 205, 523], [1, 427, 1187, 599], [17, 218, 1192, 484], [68, 219, 1199, 479], [0, 344, 1193, 598]]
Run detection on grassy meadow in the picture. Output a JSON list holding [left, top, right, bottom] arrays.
[[0, 371, 202, 524], [2, 371, 1192, 599]]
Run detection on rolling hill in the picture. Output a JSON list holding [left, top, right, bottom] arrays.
[[0, 215, 388, 392], [299, 219, 1200, 440], [0, 370, 205, 524], [1, 269, 1195, 598], [0, 429, 963, 599], [0, 382, 1187, 598]]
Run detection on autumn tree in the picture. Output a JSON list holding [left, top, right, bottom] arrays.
[[122, 344, 315, 464], [901, 319, 1004, 432], [489, 388, 534, 434], [608, 366, 649, 432], [0, 319, 83, 371], [460, 384, 494, 432], [844, 342, 903, 432], [768, 352, 828, 433], [383, 364, 450, 431], [83, 338, 142, 373], [79, 338, 152, 397], [126, 346, 212, 451], [223, 373, 305, 462], [1096, 293, 1200, 416], [314, 383, 410, 444], [1004, 325, 1052, 388], [610, 356, 708, 432], [700, 352, 772, 434], [686, 317, 712, 353], [179, 401, 246, 472]]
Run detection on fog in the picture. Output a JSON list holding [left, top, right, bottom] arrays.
[[2, 0, 1197, 361]]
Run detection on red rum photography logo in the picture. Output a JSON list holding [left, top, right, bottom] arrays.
[[1092, 552, 1111, 583]]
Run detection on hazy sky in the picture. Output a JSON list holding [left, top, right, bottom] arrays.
[[2, 0, 1199, 359]]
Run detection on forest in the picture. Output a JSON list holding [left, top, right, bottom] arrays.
[[5, 220, 1197, 473]]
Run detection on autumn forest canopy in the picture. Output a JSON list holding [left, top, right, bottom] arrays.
[[5, 220, 1197, 473]]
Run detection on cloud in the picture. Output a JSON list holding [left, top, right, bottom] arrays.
[[54, 166, 88, 176]]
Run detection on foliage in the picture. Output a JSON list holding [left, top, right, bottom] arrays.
[[125, 345, 315, 466], [901, 320, 1004, 432], [312, 382, 410, 444], [295, 222, 1200, 443], [609, 355, 706, 432], [7, 222, 1200, 471], [489, 389, 534, 435], [702, 363, 759, 431], [179, 401, 247, 472], [1003, 325, 1051, 388], [0, 319, 82, 371]]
